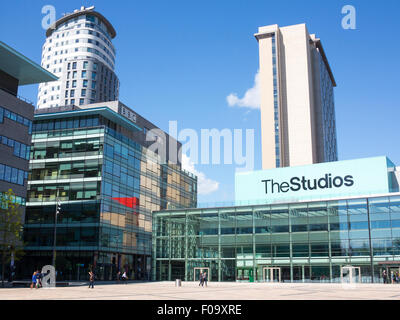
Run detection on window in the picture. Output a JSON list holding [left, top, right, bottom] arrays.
[[70, 90, 75, 98], [86, 15, 95, 22], [79, 98, 85, 105], [72, 80, 77, 88], [70, 99, 75, 105], [83, 61, 88, 69], [17, 170, 24, 185], [81, 89, 86, 97], [11, 168, 18, 184], [4, 166, 11, 182], [92, 72, 97, 80], [13, 141, 20, 157], [104, 182, 112, 196], [82, 70, 87, 78], [91, 81, 96, 89], [66, 81, 69, 88], [83, 80, 88, 87], [73, 71, 77, 79], [72, 62, 77, 69]]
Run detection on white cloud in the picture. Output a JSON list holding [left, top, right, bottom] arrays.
[[226, 71, 260, 109], [181, 154, 219, 195]]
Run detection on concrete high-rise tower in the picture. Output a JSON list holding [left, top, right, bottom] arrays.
[[255, 23, 338, 170], [37, 6, 119, 109]]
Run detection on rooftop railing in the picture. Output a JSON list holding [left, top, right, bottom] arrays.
[[0, 87, 35, 106]]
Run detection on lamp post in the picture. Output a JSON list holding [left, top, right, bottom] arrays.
[[52, 197, 61, 268]]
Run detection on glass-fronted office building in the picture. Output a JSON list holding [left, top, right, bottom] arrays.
[[21, 102, 197, 281], [153, 157, 400, 283], [153, 195, 400, 283]]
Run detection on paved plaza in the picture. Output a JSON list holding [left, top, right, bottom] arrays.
[[0, 281, 399, 300]]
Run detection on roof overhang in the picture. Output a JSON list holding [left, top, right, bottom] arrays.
[[0, 41, 58, 85]]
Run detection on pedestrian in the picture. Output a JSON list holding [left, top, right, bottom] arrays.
[[30, 271, 37, 289], [198, 272, 204, 287], [382, 269, 387, 284], [35, 270, 41, 289], [88, 271, 95, 289], [38, 271, 44, 288], [122, 271, 128, 284], [203, 272, 208, 287], [117, 271, 121, 283]]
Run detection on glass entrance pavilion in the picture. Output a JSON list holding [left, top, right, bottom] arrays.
[[153, 194, 400, 283]]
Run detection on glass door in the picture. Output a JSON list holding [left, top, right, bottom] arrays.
[[263, 267, 281, 282], [237, 268, 254, 282], [292, 266, 302, 282], [341, 266, 361, 284]]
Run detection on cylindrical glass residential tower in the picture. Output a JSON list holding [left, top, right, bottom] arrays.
[[37, 6, 119, 109]]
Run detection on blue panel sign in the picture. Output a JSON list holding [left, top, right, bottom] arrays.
[[235, 157, 392, 205]]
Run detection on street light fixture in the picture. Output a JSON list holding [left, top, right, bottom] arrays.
[[52, 197, 61, 268]]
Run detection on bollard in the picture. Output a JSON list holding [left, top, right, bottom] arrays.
[[175, 279, 182, 287]]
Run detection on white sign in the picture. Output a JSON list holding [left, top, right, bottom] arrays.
[[120, 106, 137, 123], [235, 156, 392, 205]]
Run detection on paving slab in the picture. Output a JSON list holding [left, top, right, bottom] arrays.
[[0, 282, 399, 300]]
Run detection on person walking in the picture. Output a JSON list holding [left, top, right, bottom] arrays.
[[38, 272, 44, 288], [30, 271, 37, 289], [35, 270, 41, 289], [382, 269, 387, 284], [203, 272, 208, 287], [121, 271, 128, 284], [88, 271, 95, 289], [117, 271, 121, 284], [198, 272, 204, 287]]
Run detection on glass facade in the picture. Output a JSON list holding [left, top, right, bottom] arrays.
[[317, 51, 338, 162], [271, 34, 281, 168], [153, 195, 400, 283], [21, 110, 197, 281]]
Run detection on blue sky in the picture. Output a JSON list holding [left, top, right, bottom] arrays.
[[1, 0, 399, 204]]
